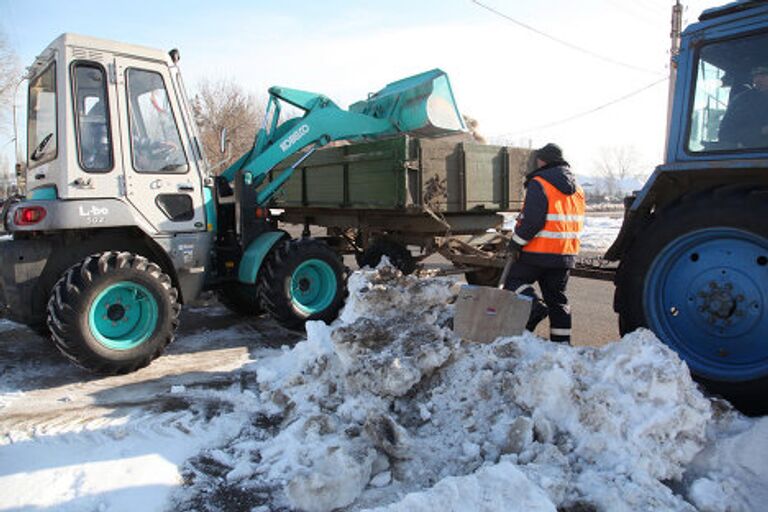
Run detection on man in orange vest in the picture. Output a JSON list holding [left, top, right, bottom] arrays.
[[505, 143, 585, 343]]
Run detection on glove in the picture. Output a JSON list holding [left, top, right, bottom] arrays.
[[507, 240, 522, 263]]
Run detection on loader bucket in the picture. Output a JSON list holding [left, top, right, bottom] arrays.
[[349, 69, 465, 138]]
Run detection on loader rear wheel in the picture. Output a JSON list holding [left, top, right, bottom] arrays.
[[47, 251, 180, 374], [261, 238, 347, 331], [357, 239, 416, 274], [217, 283, 264, 317], [615, 187, 768, 414]]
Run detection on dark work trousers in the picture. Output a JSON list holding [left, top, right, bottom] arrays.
[[503, 261, 572, 343]]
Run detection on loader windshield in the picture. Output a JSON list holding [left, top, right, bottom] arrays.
[[688, 30, 768, 153], [27, 62, 57, 167]]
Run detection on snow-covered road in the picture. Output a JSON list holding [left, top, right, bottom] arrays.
[[1, 264, 766, 512]]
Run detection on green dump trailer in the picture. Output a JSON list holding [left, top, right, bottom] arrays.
[[266, 134, 530, 280]]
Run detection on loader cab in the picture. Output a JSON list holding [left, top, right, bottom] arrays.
[[22, 34, 210, 234]]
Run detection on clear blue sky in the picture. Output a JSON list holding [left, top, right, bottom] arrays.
[[1, 0, 723, 175]]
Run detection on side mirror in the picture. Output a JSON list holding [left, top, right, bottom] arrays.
[[219, 127, 228, 154]]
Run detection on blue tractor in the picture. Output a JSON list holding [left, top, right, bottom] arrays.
[[608, 1, 768, 410]]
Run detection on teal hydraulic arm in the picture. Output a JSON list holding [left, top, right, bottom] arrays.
[[221, 69, 464, 206]]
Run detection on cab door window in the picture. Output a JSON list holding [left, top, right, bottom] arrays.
[[72, 63, 113, 171], [126, 68, 188, 173], [28, 62, 57, 167]]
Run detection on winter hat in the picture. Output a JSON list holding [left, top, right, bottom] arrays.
[[535, 143, 564, 164]]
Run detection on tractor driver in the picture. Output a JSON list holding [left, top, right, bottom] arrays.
[[504, 143, 585, 344], [718, 65, 768, 149]]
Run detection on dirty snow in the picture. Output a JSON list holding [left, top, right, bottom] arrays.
[[0, 383, 255, 511], [1, 263, 766, 511]]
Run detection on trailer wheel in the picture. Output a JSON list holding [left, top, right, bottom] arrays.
[[261, 238, 347, 331], [217, 283, 264, 317], [615, 187, 768, 413], [357, 239, 416, 274], [47, 251, 180, 374], [465, 267, 503, 287]]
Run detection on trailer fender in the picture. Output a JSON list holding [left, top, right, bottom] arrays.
[[238, 231, 289, 285]]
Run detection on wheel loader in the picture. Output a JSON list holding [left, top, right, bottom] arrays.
[[0, 33, 464, 373]]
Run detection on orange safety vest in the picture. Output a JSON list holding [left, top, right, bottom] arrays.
[[522, 176, 585, 255]]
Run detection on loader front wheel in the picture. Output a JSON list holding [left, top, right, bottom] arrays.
[[47, 251, 180, 374], [261, 239, 347, 331], [614, 187, 768, 414]]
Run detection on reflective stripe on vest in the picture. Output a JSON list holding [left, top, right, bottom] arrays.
[[522, 176, 585, 255]]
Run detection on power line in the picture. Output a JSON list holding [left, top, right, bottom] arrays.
[[471, 0, 666, 76], [508, 76, 668, 136], [607, 0, 664, 26]]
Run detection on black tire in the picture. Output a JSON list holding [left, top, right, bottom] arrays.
[[260, 238, 347, 331], [29, 322, 51, 338], [615, 186, 768, 414], [47, 251, 180, 374], [465, 267, 503, 287], [357, 238, 416, 274], [217, 283, 264, 317]]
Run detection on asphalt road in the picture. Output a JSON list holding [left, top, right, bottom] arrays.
[[557, 276, 619, 347]]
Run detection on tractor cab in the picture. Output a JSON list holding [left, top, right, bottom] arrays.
[[668, 1, 768, 163]]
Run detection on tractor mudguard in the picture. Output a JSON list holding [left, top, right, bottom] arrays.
[[238, 231, 289, 285]]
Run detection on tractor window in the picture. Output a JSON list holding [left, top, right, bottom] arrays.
[[27, 62, 57, 167], [126, 68, 188, 173], [688, 31, 768, 153], [72, 63, 113, 171]]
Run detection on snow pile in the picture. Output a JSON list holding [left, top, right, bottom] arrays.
[[685, 412, 768, 512], [177, 262, 723, 512]]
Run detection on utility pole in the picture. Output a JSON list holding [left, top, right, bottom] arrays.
[[664, 0, 684, 161]]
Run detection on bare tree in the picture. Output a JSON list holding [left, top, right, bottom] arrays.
[[0, 30, 20, 137], [192, 79, 265, 174], [0, 152, 12, 199], [593, 145, 643, 199]]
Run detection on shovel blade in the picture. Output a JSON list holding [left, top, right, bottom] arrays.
[[453, 285, 532, 343]]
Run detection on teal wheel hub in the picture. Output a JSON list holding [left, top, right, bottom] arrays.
[[88, 282, 159, 350], [290, 259, 337, 315]]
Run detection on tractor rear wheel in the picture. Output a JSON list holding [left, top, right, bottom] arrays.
[[47, 251, 180, 374], [615, 187, 768, 414], [261, 238, 347, 331]]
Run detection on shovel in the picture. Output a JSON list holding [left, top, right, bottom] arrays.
[[453, 258, 532, 343]]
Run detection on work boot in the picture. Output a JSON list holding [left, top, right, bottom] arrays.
[[526, 299, 549, 332], [513, 284, 548, 332]]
